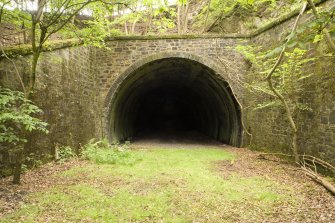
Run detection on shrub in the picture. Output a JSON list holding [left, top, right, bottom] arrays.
[[0, 87, 48, 183], [0, 87, 48, 145], [81, 139, 137, 165], [25, 152, 43, 168], [57, 146, 76, 162]]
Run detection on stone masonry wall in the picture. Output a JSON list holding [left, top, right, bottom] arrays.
[[246, 0, 335, 165], [1, 4, 334, 171], [0, 37, 249, 175], [0, 46, 101, 173], [92, 37, 249, 137], [94, 37, 248, 100]]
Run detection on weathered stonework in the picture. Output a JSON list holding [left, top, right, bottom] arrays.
[[0, 0, 334, 173], [93, 38, 248, 147], [0, 37, 249, 174], [94, 37, 246, 97], [0, 46, 101, 169], [247, 0, 335, 164]]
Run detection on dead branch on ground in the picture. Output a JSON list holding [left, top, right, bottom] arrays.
[[258, 152, 335, 196]]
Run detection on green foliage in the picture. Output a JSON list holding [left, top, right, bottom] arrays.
[[0, 87, 48, 181], [81, 138, 137, 165], [153, 16, 175, 34], [0, 87, 48, 146], [147, 2, 176, 34], [236, 45, 316, 112], [25, 153, 43, 168], [193, 0, 276, 30], [61, 1, 124, 47], [0, 1, 31, 27], [111, 0, 175, 35], [21, 163, 28, 173], [0, 0, 123, 49], [57, 146, 76, 161], [283, 7, 335, 50]]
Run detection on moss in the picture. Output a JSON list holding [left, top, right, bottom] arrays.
[[0, 34, 249, 60], [107, 33, 250, 41], [251, 0, 329, 37], [0, 39, 82, 60]]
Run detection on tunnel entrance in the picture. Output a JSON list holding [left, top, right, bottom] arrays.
[[105, 55, 242, 146]]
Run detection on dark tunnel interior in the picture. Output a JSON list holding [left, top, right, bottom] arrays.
[[107, 57, 242, 146]]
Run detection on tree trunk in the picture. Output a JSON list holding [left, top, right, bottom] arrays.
[[0, 5, 4, 23], [0, 1, 11, 23], [12, 149, 23, 184], [302, 166, 335, 196], [265, 3, 307, 163], [124, 22, 128, 35], [266, 78, 300, 163], [182, 3, 190, 33], [306, 0, 335, 53], [131, 18, 138, 35], [28, 50, 40, 98], [177, 4, 181, 34], [143, 8, 153, 35], [142, 16, 151, 35], [202, 0, 212, 33], [292, 129, 299, 163]]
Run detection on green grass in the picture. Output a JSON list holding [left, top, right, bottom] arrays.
[[2, 146, 299, 223]]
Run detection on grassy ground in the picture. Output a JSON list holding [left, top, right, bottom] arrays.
[[1, 143, 334, 222]]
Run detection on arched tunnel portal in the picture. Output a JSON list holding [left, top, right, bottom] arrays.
[[105, 53, 242, 147]]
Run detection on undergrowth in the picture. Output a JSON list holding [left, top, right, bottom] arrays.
[[2, 146, 320, 222], [80, 139, 139, 165]]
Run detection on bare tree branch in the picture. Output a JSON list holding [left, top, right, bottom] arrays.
[[265, 2, 308, 163], [259, 152, 335, 196], [0, 42, 26, 96]]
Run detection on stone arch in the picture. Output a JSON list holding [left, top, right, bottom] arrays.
[[104, 52, 242, 146]]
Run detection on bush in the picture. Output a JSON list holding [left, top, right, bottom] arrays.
[[0, 87, 49, 145], [25, 153, 43, 168], [57, 146, 75, 162], [0, 87, 49, 183], [81, 139, 137, 165]]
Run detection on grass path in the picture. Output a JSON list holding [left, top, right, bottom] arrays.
[[1, 143, 334, 222]]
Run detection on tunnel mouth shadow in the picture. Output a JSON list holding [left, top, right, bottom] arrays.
[[133, 130, 223, 146], [105, 54, 242, 147]]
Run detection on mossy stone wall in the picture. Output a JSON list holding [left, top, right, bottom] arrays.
[[0, 1, 334, 171], [246, 1, 335, 165], [0, 46, 101, 171]]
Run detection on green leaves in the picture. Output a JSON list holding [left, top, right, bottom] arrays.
[[313, 34, 323, 43], [265, 46, 283, 58], [0, 87, 49, 145], [236, 42, 316, 117], [57, 146, 76, 162], [81, 138, 136, 165]]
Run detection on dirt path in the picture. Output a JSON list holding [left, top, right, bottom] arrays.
[[1, 142, 334, 222]]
